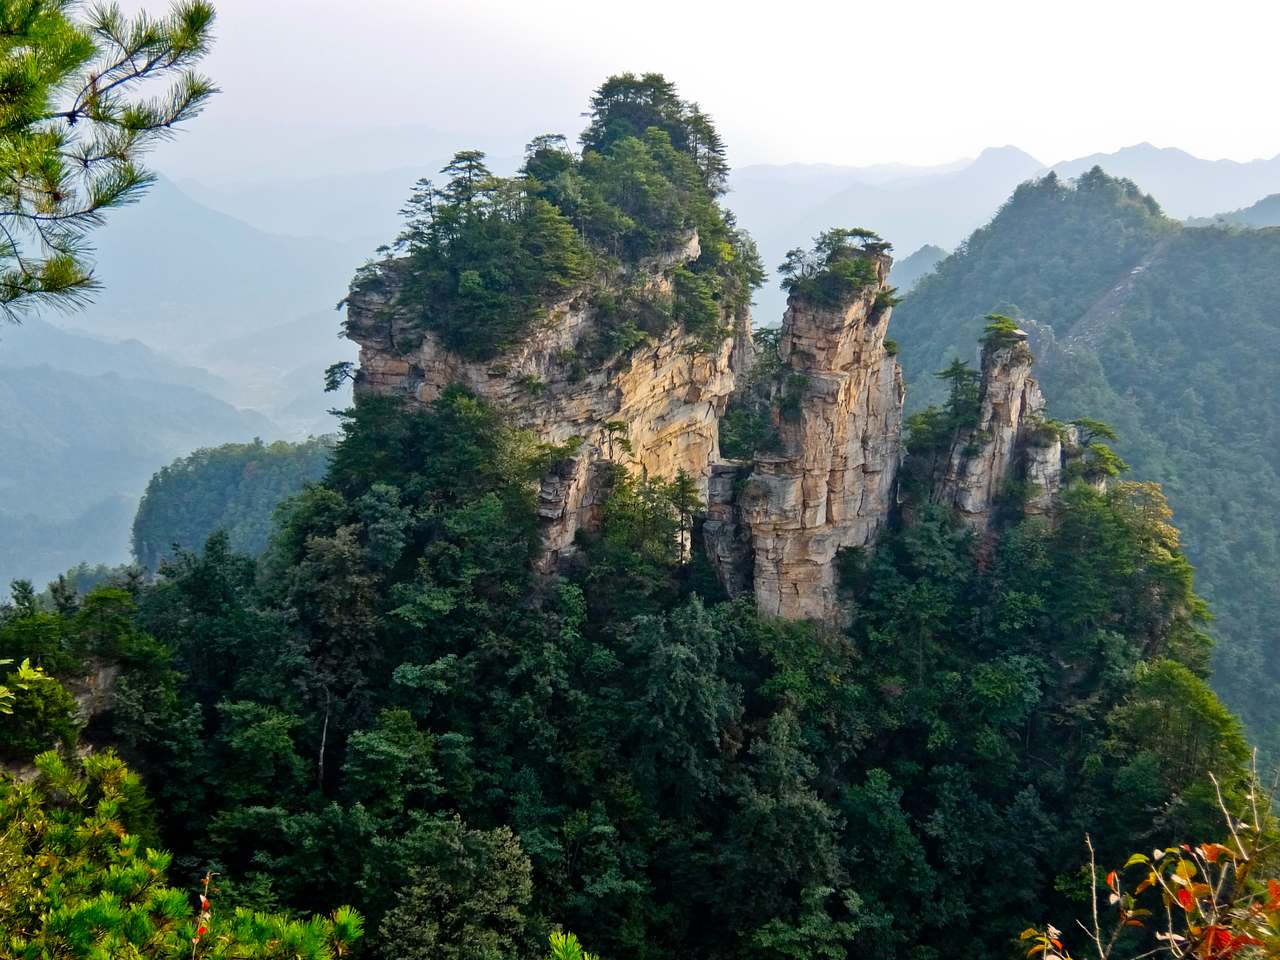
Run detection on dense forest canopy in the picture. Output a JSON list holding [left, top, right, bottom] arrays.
[[892, 168, 1280, 763], [359, 73, 763, 360], [0, 66, 1268, 960], [132, 437, 334, 572], [2, 368, 1253, 958]]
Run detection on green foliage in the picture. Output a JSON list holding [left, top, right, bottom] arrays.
[[894, 168, 1280, 759], [0, 0, 216, 319], [0, 750, 363, 958], [374, 818, 534, 960], [376, 75, 763, 362], [48, 377, 1238, 960], [778, 228, 887, 306], [390, 157, 591, 359], [980, 312, 1024, 348], [132, 438, 334, 573], [895, 169, 1172, 403], [580, 72, 728, 193], [548, 932, 602, 960], [0, 658, 77, 761]]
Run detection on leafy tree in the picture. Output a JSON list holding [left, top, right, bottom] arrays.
[[388, 154, 591, 359], [132, 438, 334, 573], [374, 818, 534, 960], [0, 657, 77, 760], [0, 0, 216, 319], [980, 312, 1025, 348], [778, 228, 887, 306], [367, 75, 762, 362], [0, 750, 363, 958], [1023, 772, 1279, 960]]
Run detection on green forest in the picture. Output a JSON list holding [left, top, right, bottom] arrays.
[[3, 381, 1256, 959], [3, 3, 1279, 957], [132, 437, 334, 573], [359, 73, 762, 361], [892, 169, 1280, 762]]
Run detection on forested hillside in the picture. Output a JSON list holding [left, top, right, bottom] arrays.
[[2, 75, 1259, 960], [893, 169, 1280, 758], [132, 438, 334, 572], [0, 366, 277, 589]]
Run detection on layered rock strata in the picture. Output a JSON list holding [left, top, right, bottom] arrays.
[[707, 254, 905, 621], [932, 329, 1064, 531], [345, 234, 747, 568]]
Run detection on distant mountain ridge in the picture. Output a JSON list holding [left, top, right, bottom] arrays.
[[888, 244, 947, 292], [1190, 193, 1280, 229], [0, 317, 227, 396], [891, 168, 1280, 759], [1052, 143, 1280, 218]]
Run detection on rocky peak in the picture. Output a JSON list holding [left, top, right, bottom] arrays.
[[930, 328, 1064, 531], [345, 231, 748, 569], [705, 252, 904, 622]]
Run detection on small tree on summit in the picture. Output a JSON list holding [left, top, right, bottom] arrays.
[[0, 0, 217, 321]]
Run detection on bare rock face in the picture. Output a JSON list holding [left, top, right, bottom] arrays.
[[345, 234, 746, 568], [709, 253, 905, 622], [932, 329, 1063, 531]]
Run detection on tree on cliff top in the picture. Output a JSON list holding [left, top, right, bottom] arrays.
[[778, 227, 887, 306], [581, 72, 729, 194], [378, 75, 761, 360], [0, 0, 216, 321]]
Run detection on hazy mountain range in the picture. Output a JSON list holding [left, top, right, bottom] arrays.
[[3, 140, 1276, 591]]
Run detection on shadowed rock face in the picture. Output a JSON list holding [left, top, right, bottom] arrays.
[[932, 330, 1064, 533], [347, 238, 1066, 623], [344, 233, 751, 569]]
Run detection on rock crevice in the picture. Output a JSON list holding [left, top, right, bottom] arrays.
[[345, 235, 747, 568], [931, 330, 1064, 532]]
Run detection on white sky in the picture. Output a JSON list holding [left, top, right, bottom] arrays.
[[127, 0, 1280, 179]]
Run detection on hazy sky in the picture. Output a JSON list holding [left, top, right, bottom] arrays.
[[128, 0, 1280, 181]]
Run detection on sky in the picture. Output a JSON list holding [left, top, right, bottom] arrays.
[[123, 0, 1280, 182]]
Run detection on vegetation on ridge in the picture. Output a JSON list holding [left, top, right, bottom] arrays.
[[132, 437, 334, 573], [1, 342, 1249, 958], [893, 166, 1280, 763], [362, 73, 763, 360]]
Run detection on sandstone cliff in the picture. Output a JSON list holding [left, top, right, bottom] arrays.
[[707, 253, 904, 621], [931, 329, 1064, 531], [347, 235, 1071, 623], [345, 233, 748, 568]]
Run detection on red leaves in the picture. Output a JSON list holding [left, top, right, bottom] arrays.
[[1266, 879, 1280, 913], [1176, 888, 1195, 912], [1202, 924, 1264, 959], [1106, 870, 1118, 893]]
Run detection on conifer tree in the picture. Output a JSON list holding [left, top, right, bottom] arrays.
[[0, 0, 216, 320]]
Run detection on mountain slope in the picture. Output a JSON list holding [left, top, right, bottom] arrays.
[[732, 147, 1046, 323], [0, 317, 228, 396], [68, 177, 369, 354], [1053, 143, 1280, 218], [888, 244, 947, 292], [1192, 193, 1280, 229], [892, 169, 1280, 757], [0, 365, 277, 520]]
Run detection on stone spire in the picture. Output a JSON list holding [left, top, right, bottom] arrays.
[[705, 252, 904, 622], [931, 328, 1063, 531]]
